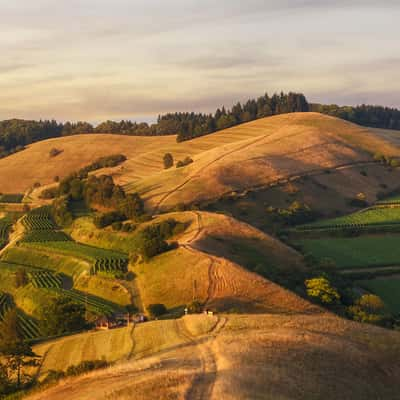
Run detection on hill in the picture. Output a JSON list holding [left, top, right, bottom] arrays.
[[27, 313, 400, 400], [70, 211, 314, 315], [1, 113, 399, 210], [127, 112, 400, 212]]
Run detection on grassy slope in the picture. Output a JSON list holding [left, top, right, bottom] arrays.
[[126, 113, 400, 211], [28, 313, 400, 400], [297, 236, 400, 269], [33, 315, 218, 376]]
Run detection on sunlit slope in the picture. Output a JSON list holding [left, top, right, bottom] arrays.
[[0, 121, 266, 193], [2, 113, 397, 200], [126, 113, 400, 211], [28, 313, 400, 400]]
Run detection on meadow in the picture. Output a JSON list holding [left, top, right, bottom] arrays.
[[358, 278, 400, 314], [297, 236, 400, 269]]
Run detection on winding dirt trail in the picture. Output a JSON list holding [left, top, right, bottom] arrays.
[[175, 316, 227, 400]]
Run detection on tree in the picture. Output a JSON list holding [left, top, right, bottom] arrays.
[[120, 193, 144, 220], [40, 297, 86, 336], [305, 277, 340, 305], [0, 310, 40, 391], [348, 294, 391, 326], [163, 153, 174, 169], [148, 304, 167, 318], [14, 269, 28, 288]]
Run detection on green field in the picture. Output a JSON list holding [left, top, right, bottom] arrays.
[[358, 278, 400, 314], [22, 230, 71, 243], [21, 241, 129, 275], [0, 194, 23, 203], [2, 247, 91, 279], [298, 206, 400, 231], [297, 236, 400, 269]]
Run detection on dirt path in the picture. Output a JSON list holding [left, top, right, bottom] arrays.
[[176, 316, 227, 400], [0, 216, 25, 258]]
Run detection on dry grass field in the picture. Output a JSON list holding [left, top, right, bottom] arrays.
[[125, 113, 400, 211], [27, 313, 400, 400]]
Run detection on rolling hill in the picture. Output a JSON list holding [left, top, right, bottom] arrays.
[[1, 113, 400, 213], [27, 313, 400, 400]]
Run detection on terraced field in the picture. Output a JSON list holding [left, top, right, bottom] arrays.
[[2, 247, 91, 279], [31, 271, 63, 289], [48, 288, 121, 315], [22, 241, 129, 275], [22, 230, 71, 243], [22, 206, 57, 231], [296, 236, 400, 269]]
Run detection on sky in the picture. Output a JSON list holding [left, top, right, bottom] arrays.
[[0, 0, 399, 122]]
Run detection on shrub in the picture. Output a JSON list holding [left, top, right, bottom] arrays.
[[49, 148, 63, 158], [187, 301, 202, 314], [94, 211, 126, 229], [347, 294, 391, 326], [176, 157, 193, 168], [305, 277, 340, 305], [40, 187, 59, 200], [163, 153, 174, 169], [111, 221, 123, 231], [390, 159, 399, 168], [148, 303, 167, 318]]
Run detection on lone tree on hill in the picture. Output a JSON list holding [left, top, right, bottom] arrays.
[[163, 153, 174, 169]]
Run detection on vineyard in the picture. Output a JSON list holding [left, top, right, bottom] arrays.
[[297, 206, 400, 232], [22, 206, 57, 231], [0, 218, 11, 249], [18, 311, 41, 339], [0, 292, 40, 339], [31, 271, 63, 289], [50, 288, 121, 315], [23, 241, 129, 275], [22, 230, 71, 243], [0, 292, 12, 319], [0, 194, 23, 203]]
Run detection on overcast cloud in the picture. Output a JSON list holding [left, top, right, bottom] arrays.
[[0, 0, 398, 121]]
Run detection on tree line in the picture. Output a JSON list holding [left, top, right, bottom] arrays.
[[311, 103, 400, 130], [2, 92, 400, 157]]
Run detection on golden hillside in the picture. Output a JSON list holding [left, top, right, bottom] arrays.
[[1, 113, 398, 205], [27, 313, 400, 400]]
